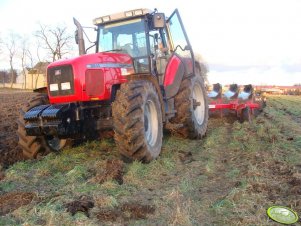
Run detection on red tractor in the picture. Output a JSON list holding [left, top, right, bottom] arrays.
[[18, 8, 208, 162]]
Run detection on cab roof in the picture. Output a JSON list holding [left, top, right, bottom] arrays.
[[93, 8, 152, 25]]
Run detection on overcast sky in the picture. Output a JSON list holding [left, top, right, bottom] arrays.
[[0, 0, 300, 85]]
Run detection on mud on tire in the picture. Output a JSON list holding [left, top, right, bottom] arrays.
[[17, 93, 68, 159], [171, 74, 208, 139], [112, 80, 163, 162]]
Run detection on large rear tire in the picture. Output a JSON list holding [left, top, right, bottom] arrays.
[[171, 74, 208, 138], [17, 94, 68, 159], [112, 80, 163, 162]]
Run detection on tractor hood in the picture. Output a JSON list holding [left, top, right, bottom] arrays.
[[47, 52, 133, 104], [48, 52, 133, 68]]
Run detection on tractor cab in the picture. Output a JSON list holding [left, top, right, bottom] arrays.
[[79, 8, 195, 82]]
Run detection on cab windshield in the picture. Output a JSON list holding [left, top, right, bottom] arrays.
[[97, 18, 149, 73]]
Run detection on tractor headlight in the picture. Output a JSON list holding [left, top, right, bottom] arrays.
[[50, 83, 59, 91], [134, 9, 143, 15], [125, 11, 133, 17], [121, 67, 134, 76], [61, 82, 71, 90], [93, 17, 103, 25], [102, 16, 110, 22]]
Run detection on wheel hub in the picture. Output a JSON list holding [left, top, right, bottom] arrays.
[[46, 136, 66, 151], [192, 83, 205, 125], [144, 99, 159, 147]]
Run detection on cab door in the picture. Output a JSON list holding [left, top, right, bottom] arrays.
[[163, 9, 195, 98]]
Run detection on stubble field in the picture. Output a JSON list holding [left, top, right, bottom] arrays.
[[0, 88, 300, 225]]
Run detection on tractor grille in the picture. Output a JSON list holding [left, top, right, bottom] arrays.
[[85, 69, 104, 96], [47, 65, 74, 96]]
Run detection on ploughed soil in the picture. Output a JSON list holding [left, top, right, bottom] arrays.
[[0, 192, 35, 216], [0, 89, 36, 167], [0, 89, 300, 225], [96, 203, 155, 222]]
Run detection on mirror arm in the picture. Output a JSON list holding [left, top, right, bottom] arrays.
[[73, 18, 86, 55]]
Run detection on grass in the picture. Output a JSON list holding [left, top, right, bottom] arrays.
[[1, 95, 301, 225]]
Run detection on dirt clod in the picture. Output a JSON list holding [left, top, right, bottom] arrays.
[[289, 177, 301, 186], [97, 209, 120, 222], [91, 159, 124, 184], [178, 151, 194, 164], [0, 192, 35, 215], [291, 186, 301, 195], [121, 203, 155, 220], [64, 196, 94, 217], [0, 171, 5, 181], [97, 202, 155, 223]]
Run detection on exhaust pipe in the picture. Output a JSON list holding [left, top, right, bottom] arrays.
[[73, 18, 86, 55]]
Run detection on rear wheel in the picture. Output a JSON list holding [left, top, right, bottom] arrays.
[[17, 93, 69, 159], [112, 80, 163, 162], [171, 74, 208, 138]]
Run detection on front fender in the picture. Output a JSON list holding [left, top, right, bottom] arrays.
[[33, 87, 48, 94]]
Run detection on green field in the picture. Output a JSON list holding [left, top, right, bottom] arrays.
[[1, 95, 301, 225]]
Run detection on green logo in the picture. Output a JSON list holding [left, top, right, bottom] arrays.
[[267, 206, 299, 225]]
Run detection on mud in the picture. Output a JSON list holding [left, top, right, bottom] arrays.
[[178, 151, 194, 164], [64, 196, 94, 217], [0, 171, 4, 181], [90, 159, 124, 184], [0, 89, 37, 167], [121, 203, 155, 220], [0, 192, 35, 215], [97, 209, 120, 221], [97, 202, 155, 222]]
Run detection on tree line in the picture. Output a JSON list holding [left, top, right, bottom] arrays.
[[0, 23, 75, 88]]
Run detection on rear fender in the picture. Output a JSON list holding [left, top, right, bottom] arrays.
[[163, 54, 185, 99], [127, 74, 165, 122]]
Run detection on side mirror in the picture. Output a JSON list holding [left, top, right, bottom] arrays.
[[74, 30, 79, 45], [184, 45, 191, 51], [153, 13, 165, 28]]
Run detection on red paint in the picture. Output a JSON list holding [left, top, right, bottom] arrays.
[[209, 97, 260, 118], [163, 55, 181, 86], [47, 52, 131, 104]]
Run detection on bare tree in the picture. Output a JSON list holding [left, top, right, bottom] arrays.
[[35, 23, 73, 62], [20, 38, 29, 89], [4, 32, 20, 88], [0, 70, 9, 86], [0, 34, 2, 54], [34, 45, 42, 89]]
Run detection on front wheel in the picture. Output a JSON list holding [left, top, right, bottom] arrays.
[[17, 94, 69, 159], [112, 80, 163, 162]]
